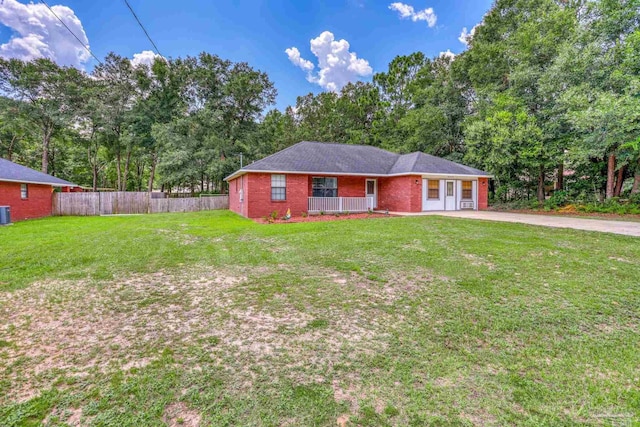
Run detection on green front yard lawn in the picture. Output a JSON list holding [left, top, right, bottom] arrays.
[[0, 211, 638, 426]]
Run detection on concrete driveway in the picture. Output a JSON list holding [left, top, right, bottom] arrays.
[[399, 211, 640, 237]]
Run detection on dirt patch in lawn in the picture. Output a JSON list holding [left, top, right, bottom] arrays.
[[0, 265, 431, 406], [0, 269, 247, 403], [163, 402, 202, 427], [255, 212, 396, 224]]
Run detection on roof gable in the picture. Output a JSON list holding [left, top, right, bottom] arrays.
[[0, 158, 77, 187]]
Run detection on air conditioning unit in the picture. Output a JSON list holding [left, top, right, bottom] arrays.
[[460, 201, 474, 210], [0, 206, 11, 225]]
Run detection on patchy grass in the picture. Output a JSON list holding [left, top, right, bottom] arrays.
[[0, 211, 639, 426]]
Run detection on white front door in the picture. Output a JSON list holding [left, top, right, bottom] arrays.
[[445, 180, 456, 210], [366, 179, 377, 209]]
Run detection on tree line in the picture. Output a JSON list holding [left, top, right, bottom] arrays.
[[1, 0, 639, 202]]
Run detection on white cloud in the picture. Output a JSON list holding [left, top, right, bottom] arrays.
[[439, 49, 455, 60], [458, 24, 480, 47], [131, 50, 161, 68], [285, 31, 373, 92], [0, 0, 91, 68], [388, 2, 437, 27], [285, 47, 314, 72]]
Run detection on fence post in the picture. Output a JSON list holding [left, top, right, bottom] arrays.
[[339, 197, 342, 212]]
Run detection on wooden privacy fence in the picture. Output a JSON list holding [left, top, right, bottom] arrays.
[[53, 192, 229, 216]]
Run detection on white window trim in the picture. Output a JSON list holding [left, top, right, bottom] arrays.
[[271, 174, 286, 201]]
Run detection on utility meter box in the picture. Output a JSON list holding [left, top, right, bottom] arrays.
[[0, 206, 11, 225]]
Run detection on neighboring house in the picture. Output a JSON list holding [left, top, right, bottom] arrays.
[[0, 158, 79, 221], [224, 141, 491, 218]]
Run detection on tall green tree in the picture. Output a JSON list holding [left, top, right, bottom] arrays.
[[551, 0, 640, 198], [461, 0, 579, 201], [0, 58, 85, 174]]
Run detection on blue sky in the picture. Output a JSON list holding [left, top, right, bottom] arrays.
[[0, 0, 492, 111]]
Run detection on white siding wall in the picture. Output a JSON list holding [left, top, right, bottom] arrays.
[[422, 178, 478, 211], [422, 179, 445, 211]]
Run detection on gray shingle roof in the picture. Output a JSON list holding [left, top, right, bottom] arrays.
[[0, 158, 77, 187], [389, 152, 490, 176], [226, 141, 490, 180]]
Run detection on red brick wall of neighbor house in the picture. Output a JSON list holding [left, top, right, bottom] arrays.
[[478, 177, 489, 210], [247, 173, 308, 218], [378, 175, 422, 212], [0, 181, 53, 221], [228, 175, 249, 217]]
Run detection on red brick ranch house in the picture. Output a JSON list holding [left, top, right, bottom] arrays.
[[225, 141, 491, 218], [0, 158, 78, 221]]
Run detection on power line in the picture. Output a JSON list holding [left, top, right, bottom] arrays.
[[38, 0, 103, 65], [122, 0, 163, 57]]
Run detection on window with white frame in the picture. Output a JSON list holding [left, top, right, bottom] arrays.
[[427, 180, 439, 199], [462, 181, 473, 199], [20, 184, 28, 199], [312, 177, 338, 197], [271, 174, 286, 200]]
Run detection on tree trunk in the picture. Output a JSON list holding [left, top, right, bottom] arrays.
[[632, 160, 640, 195], [555, 162, 564, 191], [41, 126, 53, 173], [537, 165, 545, 202], [147, 152, 157, 193], [7, 135, 18, 161], [88, 145, 98, 192], [614, 165, 626, 197], [123, 149, 132, 191], [115, 151, 122, 192], [606, 154, 616, 199]]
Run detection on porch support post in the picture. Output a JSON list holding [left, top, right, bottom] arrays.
[[339, 197, 343, 212]]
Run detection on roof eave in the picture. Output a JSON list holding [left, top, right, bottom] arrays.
[[224, 169, 493, 181], [0, 178, 78, 187]]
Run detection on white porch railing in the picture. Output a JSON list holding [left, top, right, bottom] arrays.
[[308, 197, 373, 213]]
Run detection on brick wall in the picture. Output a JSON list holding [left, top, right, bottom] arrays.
[[0, 181, 53, 221], [306, 175, 367, 197], [478, 177, 489, 210], [247, 173, 308, 218], [233, 173, 428, 217], [378, 175, 422, 212], [228, 175, 248, 217]]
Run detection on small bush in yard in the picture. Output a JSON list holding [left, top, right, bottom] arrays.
[[301, 212, 308, 218], [270, 210, 278, 220], [544, 190, 569, 209]]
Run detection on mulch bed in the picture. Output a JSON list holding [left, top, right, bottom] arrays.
[[255, 212, 396, 224], [503, 209, 640, 221]]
